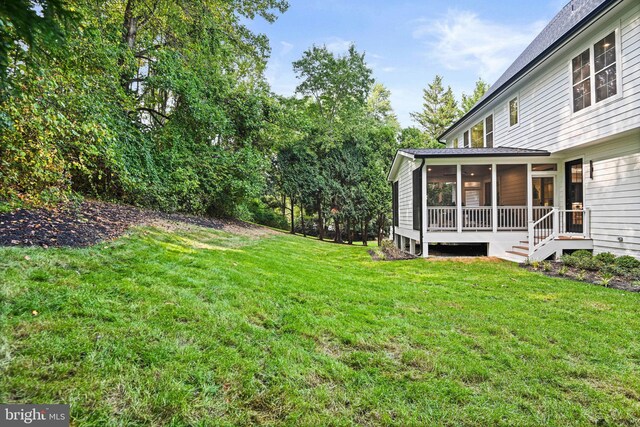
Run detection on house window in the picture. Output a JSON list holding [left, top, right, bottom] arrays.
[[463, 131, 469, 148], [452, 137, 459, 148], [594, 31, 617, 102], [471, 121, 484, 148], [509, 97, 518, 126], [412, 167, 422, 230], [571, 30, 618, 113], [572, 49, 591, 112], [485, 115, 493, 148]]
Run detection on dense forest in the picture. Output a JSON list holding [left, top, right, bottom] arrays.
[[0, 0, 487, 243]]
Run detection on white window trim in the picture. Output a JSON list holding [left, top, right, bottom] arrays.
[[507, 94, 520, 129], [569, 26, 622, 118], [459, 111, 496, 148], [484, 111, 495, 148]]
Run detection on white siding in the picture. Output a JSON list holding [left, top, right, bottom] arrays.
[[583, 133, 640, 257], [397, 157, 416, 230], [489, 6, 640, 152]]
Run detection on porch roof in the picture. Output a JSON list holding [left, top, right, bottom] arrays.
[[399, 147, 550, 159]]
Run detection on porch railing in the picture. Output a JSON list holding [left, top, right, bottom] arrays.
[[528, 208, 590, 256], [427, 207, 457, 230], [462, 207, 492, 230], [497, 206, 527, 230]]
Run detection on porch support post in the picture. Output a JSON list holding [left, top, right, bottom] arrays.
[[456, 164, 462, 233], [527, 163, 533, 224], [422, 165, 428, 257], [491, 163, 497, 233]]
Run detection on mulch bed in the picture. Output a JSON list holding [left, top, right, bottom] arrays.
[[0, 200, 270, 248], [521, 262, 640, 292], [368, 245, 415, 261]]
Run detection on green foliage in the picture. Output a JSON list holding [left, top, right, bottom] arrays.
[[561, 251, 600, 271], [410, 75, 458, 144], [594, 252, 616, 265], [572, 250, 593, 259], [0, 0, 288, 217], [459, 78, 490, 115], [244, 199, 288, 230], [615, 255, 640, 272]]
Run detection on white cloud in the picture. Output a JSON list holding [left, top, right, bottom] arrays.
[[412, 10, 547, 81], [324, 37, 353, 54], [381, 66, 396, 73], [279, 41, 294, 56]]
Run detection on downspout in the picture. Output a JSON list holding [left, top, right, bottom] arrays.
[[417, 159, 425, 257], [391, 182, 395, 244]]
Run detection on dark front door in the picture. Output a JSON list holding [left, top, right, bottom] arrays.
[[565, 159, 583, 233]]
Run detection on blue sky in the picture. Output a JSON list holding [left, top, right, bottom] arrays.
[[246, 0, 569, 127]]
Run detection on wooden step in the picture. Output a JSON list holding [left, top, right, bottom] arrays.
[[506, 250, 528, 257], [513, 245, 529, 251]]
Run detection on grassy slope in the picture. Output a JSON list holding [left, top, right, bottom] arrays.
[[1, 226, 639, 426]]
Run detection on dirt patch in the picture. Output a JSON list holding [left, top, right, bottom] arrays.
[[368, 243, 415, 261], [0, 200, 278, 248], [521, 262, 640, 293]]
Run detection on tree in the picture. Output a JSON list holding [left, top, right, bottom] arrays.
[[410, 75, 458, 145], [292, 44, 373, 240], [0, 0, 75, 84], [0, 0, 289, 217], [459, 78, 490, 115], [367, 83, 399, 127]]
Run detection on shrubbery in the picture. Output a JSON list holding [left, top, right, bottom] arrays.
[[561, 250, 640, 279]]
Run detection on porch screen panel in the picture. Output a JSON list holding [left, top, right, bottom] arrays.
[[426, 165, 456, 231], [462, 165, 492, 230], [392, 181, 399, 227], [412, 168, 422, 230], [496, 164, 527, 230]]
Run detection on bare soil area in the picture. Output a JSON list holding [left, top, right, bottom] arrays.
[[0, 200, 277, 248]]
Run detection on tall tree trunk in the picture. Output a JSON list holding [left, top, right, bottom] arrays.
[[300, 201, 306, 237], [120, 0, 138, 91], [317, 195, 324, 240], [377, 213, 385, 246], [334, 218, 342, 243], [346, 218, 352, 245], [290, 197, 295, 234], [363, 219, 369, 246], [281, 194, 286, 218]]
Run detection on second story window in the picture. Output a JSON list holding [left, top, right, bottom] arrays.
[[571, 30, 618, 113], [463, 131, 469, 148], [452, 137, 459, 148], [485, 115, 493, 148], [471, 121, 484, 148], [509, 97, 519, 126], [594, 31, 616, 102], [572, 49, 591, 112]]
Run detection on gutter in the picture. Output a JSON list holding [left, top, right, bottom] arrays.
[[417, 159, 425, 257], [437, 0, 621, 142]]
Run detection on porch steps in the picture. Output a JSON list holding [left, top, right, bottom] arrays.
[[502, 235, 594, 262], [506, 250, 528, 258]]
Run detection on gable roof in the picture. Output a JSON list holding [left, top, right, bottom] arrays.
[[439, 0, 619, 140]]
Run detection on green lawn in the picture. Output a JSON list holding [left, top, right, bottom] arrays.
[[1, 225, 639, 426]]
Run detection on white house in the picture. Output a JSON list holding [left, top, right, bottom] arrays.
[[388, 0, 640, 261]]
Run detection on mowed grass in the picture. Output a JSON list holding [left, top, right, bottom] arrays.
[[1, 226, 640, 426]]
